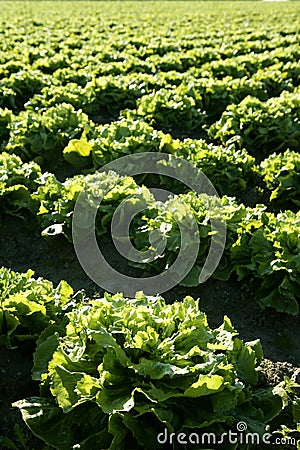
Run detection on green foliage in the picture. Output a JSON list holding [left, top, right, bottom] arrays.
[[260, 150, 300, 209], [0, 423, 51, 450], [62, 118, 259, 199], [13, 293, 295, 450], [0, 267, 80, 347], [29, 171, 153, 241], [27, 168, 300, 314], [174, 140, 260, 197], [231, 209, 300, 314], [89, 118, 166, 168], [62, 139, 93, 169], [4, 70, 51, 113], [135, 86, 205, 131], [5, 103, 91, 170], [209, 89, 300, 157], [83, 76, 141, 120], [132, 193, 244, 283], [25, 83, 88, 113], [0, 152, 42, 213]]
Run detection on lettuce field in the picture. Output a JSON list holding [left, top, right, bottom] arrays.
[[0, 1, 300, 449]]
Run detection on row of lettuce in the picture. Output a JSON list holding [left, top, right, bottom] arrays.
[[0, 266, 299, 449], [4, 37, 297, 72], [1, 71, 299, 151], [1, 4, 299, 83], [2, 49, 299, 85], [1, 84, 299, 188], [1, 151, 300, 315], [1, 114, 299, 210], [1, 58, 299, 114]]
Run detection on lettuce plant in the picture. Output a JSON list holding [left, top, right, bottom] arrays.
[[0, 152, 42, 213], [260, 150, 300, 209], [208, 89, 300, 157], [14, 293, 296, 449], [231, 209, 300, 315], [0, 267, 80, 347], [5, 103, 91, 169], [136, 86, 205, 131], [29, 170, 154, 241]]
